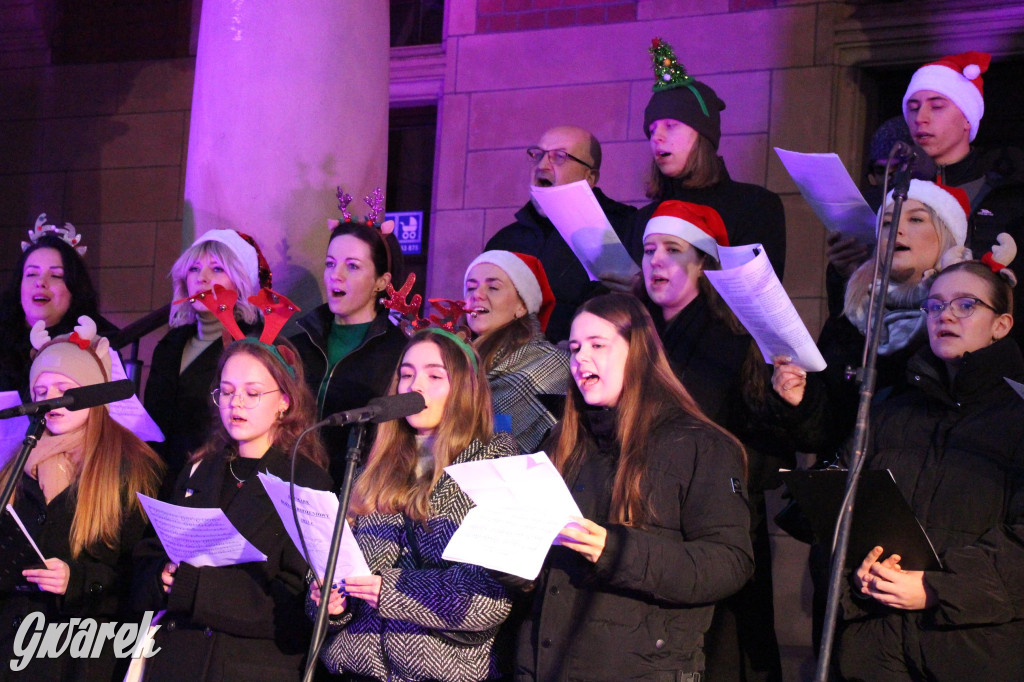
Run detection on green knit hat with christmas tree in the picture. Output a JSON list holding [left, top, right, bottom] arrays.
[[643, 37, 725, 149]]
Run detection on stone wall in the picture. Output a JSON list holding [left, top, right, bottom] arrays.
[[430, 0, 836, 334], [0, 58, 195, 362]]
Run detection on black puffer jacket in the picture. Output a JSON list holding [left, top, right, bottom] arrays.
[[515, 407, 753, 681], [835, 338, 1024, 682], [486, 188, 637, 344], [938, 146, 1024, 349], [290, 306, 407, 481]]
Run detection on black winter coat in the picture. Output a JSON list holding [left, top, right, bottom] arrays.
[[938, 146, 1024, 349], [515, 408, 753, 681], [767, 312, 925, 459], [835, 339, 1024, 681], [290, 306, 407, 482], [133, 446, 333, 682], [628, 172, 787, 281], [144, 325, 238, 490], [485, 188, 637, 344], [0, 476, 147, 681]]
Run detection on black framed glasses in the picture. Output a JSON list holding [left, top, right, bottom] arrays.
[[920, 297, 997, 319], [211, 388, 281, 409], [526, 147, 595, 170]]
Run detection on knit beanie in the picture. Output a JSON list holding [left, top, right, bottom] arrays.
[[643, 200, 730, 261], [193, 229, 264, 292], [903, 51, 990, 142], [881, 180, 969, 247], [464, 251, 556, 331], [29, 316, 112, 389], [643, 37, 725, 149]]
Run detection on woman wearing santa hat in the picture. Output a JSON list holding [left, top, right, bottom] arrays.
[[638, 200, 791, 681], [463, 251, 570, 453], [145, 230, 270, 494], [771, 180, 975, 456]]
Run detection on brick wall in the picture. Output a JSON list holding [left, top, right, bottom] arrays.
[[477, 0, 636, 33], [0, 58, 196, 367]]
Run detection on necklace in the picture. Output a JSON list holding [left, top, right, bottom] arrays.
[[227, 458, 246, 489]]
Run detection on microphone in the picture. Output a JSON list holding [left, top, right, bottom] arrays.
[[890, 140, 917, 165], [319, 392, 426, 428], [0, 379, 136, 420]]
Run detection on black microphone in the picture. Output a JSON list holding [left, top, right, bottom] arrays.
[[890, 140, 917, 165], [319, 392, 426, 428], [0, 379, 136, 420]]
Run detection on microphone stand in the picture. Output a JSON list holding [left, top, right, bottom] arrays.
[[302, 423, 367, 682], [814, 144, 915, 681], [0, 416, 48, 511]]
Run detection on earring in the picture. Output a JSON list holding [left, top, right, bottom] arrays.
[[277, 408, 286, 421]]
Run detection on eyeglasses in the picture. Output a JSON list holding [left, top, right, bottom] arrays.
[[211, 388, 281, 409], [920, 297, 997, 319], [526, 147, 595, 170]]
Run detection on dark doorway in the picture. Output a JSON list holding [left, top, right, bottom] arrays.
[[860, 57, 1024, 178], [387, 105, 437, 302]]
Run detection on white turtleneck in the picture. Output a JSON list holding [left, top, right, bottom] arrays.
[[180, 312, 224, 373]]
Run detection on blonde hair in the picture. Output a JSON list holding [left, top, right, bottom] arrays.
[[169, 239, 260, 328], [843, 203, 959, 325], [351, 332, 493, 522], [0, 408, 165, 559]]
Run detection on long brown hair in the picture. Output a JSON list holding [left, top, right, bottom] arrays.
[[550, 293, 745, 527], [190, 338, 327, 469], [645, 134, 724, 199], [351, 331, 493, 522], [0, 407, 165, 559]]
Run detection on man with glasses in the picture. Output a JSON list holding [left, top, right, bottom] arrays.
[[486, 125, 636, 343]]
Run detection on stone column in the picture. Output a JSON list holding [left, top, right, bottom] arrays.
[[183, 0, 389, 311]]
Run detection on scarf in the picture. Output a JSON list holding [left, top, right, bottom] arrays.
[[24, 430, 85, 503]]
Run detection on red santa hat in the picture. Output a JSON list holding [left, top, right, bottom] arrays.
[[464, 251, 556, 331], [903, 51, 990, 142], [881, 180, 970, 247], [643, 200, 730, 261]]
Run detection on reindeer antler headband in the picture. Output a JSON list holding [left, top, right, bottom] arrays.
[[328, 186, 396, 274], [380, 273, 478, 371], [175, 285, 301, 376], [23, 213, 87, 255]]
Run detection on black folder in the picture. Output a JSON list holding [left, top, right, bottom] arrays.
[[780, 468, 942, 571], [0, 505, 47, 593]]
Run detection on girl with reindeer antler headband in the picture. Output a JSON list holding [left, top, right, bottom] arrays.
[[0, 316, 164, 681], [145, 229, 272, 495], [133, 286, 333, 682], [0, 214, 117, 396], [291, 187, 409, 485], [309, 301, 518, 681]]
